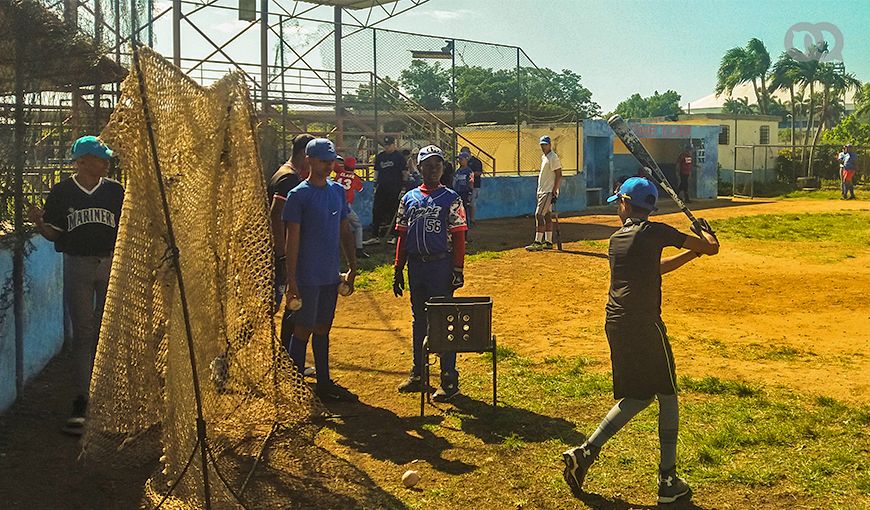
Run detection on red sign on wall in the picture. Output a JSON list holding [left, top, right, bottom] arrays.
[[628, 124, 692, 139]]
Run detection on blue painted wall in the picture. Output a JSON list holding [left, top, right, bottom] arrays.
[[353, 174, 587, 228], [0, 236, 64, 413]]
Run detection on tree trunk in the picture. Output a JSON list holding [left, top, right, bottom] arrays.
[[801, 81, 815, 175], [808, 87, 829, 178], [789, 84, 796, 178], [759, 75, 769, 114], [751, 78, 762, 113]]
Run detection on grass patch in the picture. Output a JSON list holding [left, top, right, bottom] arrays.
[[713, 211, 870, 245], [680, 376, 761, 397], [453, 351, 870, 506]]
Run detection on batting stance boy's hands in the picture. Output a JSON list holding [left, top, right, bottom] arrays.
[[451, 267, 464, 290], [690, 218, 717, 241], [393, 267, 405, 297]]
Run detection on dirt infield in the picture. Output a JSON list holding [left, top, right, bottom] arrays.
[[336, 198, 869, 404], [1, 197, 868, 509]]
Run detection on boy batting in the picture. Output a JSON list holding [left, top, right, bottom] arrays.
[[562, 177, 719, 503]]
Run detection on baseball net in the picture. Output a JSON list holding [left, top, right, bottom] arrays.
[[80, 46, 388, 509]]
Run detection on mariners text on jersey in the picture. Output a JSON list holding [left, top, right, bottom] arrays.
[[67, 208, 117, 230]]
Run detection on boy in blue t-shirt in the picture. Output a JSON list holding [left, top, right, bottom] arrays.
[[283, 138, 358, 402], [453, 152, 474, 211], [392, 145, 468, 402]]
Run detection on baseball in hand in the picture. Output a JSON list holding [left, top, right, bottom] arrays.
[[401, 470, 420, 488], [338, 272, 353, 296], [287, 298, 302, 311]]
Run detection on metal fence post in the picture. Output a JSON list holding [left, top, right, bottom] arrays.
[[373, 28, 378, 142], [516, 47, 521, 175]]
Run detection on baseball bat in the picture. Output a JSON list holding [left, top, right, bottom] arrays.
[[607, 115, 702, 231]]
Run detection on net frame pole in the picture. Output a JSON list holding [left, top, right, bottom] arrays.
[[129, 42, 213, 510]]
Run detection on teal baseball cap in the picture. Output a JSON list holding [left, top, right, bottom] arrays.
[[607, 176, 659, 211], [71, 136, 113, 160]]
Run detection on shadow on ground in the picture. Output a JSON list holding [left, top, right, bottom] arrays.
[[445, 394, 587, 446], [324, 400, 477, 476]]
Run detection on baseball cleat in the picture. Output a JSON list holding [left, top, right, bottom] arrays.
[[525, 241, 543, 252], [316, 380, 359, 402], [562, 443, 598, 495], [398, 373, 428, 393], [541, 241, 553, 250], [362, 237, 380, 246], [657, 467, 691, 504], [432, 373, 460, 402]]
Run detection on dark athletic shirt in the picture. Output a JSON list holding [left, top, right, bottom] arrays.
[[469, 156, 483, 189], [606, 218, 687, 322], [43, 176, 124, 256], [440, 161, 455, 189], [268, 163, 302, 201], [374, 150, 406, 190]]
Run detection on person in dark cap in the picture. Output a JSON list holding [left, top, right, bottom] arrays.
[[364, 135, 407, 245]]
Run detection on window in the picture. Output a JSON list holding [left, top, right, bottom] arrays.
[[719, 125, 730, 145], [759, 125, 770, 145], [696, 140, 706, 163]]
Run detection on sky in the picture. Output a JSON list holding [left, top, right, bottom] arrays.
[[375, 0, 870, 111], [151, 0, 870, 113]]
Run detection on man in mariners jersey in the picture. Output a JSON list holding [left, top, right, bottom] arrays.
[[28, 136, 124, 435], [392, 145, 468, 402]]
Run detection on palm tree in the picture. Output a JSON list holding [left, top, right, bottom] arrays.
[[807, 63, 862, 177], [768, 52, 803, 154], [855, 82, 870, 118], [716, 38, 772, 114], [787, 42, 829, 174], [722, 97, 756, 115]]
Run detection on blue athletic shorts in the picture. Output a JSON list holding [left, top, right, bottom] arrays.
[[294, 283, 339, 328]]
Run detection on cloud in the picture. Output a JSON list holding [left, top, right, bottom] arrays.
[[412, 8, 473, 21], [212, 19, 252, 34]]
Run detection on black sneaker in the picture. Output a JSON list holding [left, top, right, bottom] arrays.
[[62, 396, 88, 436], [398, 372, 426, 393], [316, 381, 359, 402], [356, 248, 371, 259], [432, 373, 460, 402], [562, 442, 599, 495], [657, 467, 691, 504]]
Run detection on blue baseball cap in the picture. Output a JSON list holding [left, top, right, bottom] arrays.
[[417, 145, 444, 164], [539, 135, 551, 145], [457, 151, 470, 160], [305, 138, 337, 161], [71, 136, 113, 160], [606, 176, 659, 211]]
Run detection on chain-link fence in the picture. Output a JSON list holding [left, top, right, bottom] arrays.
[[728, 144, 869, 198]]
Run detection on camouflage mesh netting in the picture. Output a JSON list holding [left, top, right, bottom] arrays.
[[80, 46, 394, 509]]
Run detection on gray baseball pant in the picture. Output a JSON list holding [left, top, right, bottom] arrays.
[[63, 253, 112, 400]]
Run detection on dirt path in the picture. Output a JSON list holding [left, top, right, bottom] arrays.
[[335, 197, 870, 405]]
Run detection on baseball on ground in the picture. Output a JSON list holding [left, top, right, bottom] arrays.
[[401, 470, 420, 488]]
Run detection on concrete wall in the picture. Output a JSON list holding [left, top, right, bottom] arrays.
[[0, 236, 64, 413], [457, 123, 583, 174], [611, 122, 720, 199], [353, 173, 587, 228]]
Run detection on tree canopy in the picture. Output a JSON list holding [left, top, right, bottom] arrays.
[[345, 60, 600, 124], [613, 90, 683, 119]]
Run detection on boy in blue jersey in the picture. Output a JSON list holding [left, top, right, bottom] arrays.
[[392, 145, 468, 402], [454, 152, 475, 213], [283, 138, 359, 402]]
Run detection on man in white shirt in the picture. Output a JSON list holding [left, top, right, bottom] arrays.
[[526, 135, 562, 251]]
